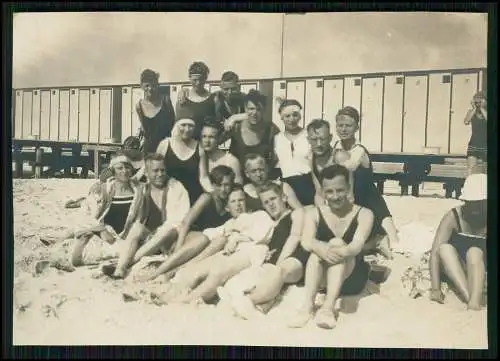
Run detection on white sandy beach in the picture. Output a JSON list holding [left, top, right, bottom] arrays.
[[11, 179, 488, 348]]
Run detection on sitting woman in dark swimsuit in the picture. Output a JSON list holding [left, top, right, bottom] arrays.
[[289, 165, 375, 330], [71, 154, 144, 267], [176, 61, 216, 139], [144, 165, 236, 282], [155, 115, 205, 206], [429, 174, 487, 311], [224, 90, 281, 179], [136, 69, 176, 155]]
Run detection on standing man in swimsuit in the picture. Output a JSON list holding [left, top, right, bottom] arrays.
[[136, 69, 176, 155], [289, 165, 375, 329], [213, 71, 247, 127]]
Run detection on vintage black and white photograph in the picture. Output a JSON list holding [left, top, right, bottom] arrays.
[[10, 11, 488, 348]]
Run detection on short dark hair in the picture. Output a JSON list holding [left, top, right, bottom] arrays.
[[202, 116, 223, 134], [245, 89, 267, 109], [209, 165, 235, 186], [140, 69, 159, 84], [221, 71, 239, 83], [278, 99, 303, 114], [319, 164, 350, 184], [336, 106, 360, 124], [144, 153, 165, 165], [123, 136, 141, 150], [229, 183, 245, 195], [189, 61, 210, 78], [243, 153, 267, 169], [256, 182, 283, 197], [306, 118, 330, 133]]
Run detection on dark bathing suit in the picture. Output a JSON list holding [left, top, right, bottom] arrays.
[[163, 144, 204, 206], [467, 112, 487, 161], [315, 207, 370, 296], [138, 99, 175, 155], [176, 95, 216, 139], [191, 195, 232, 232], [229, 122, 280, 181], [102, 194, 134, 234], [144, 193, 164, 232], [449, 207, 487, 266], [313, 144, 390, 238], [267, 212, 310, 268]]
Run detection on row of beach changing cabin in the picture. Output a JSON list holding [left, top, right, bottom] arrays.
[[12, 68, 486, 197]]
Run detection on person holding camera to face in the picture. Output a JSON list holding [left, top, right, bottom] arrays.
[[464, 91, 487, 175]]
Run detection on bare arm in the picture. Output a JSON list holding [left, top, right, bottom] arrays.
[[300, 207, 330, 260], [228, 155, 243, 185], [175, 193, 212, 249], [336, 146, 366, 172], [309, 155, 324, 206], [135, 102, 144, 138], [276, 208, 306, 263], [464, 108, 475, 125], [282, 182, 303, 210], [343, 208, 374, 257], [430, 211, 456, 291], [198, 148, 214, 193]]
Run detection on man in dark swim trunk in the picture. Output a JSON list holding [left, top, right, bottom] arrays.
[[105, 153, 190, 279]]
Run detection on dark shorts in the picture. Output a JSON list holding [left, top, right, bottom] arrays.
[[282, 173, 316, 206], [449, 234, 487, 267], [467, 143, 487, 161], [340, 258, 370, 296]]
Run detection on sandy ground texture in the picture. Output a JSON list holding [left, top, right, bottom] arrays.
[[11, 179, 488, 348]]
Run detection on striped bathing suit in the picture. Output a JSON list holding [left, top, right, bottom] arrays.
[[103, 194, 134, 234]]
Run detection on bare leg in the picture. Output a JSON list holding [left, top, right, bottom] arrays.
[[315, 257, 355, 329], [184, 235, 227, 266], [248, 259, 303, 305], [467, 156, 479, 176], [187, 251, 253, 303], [465, 247, 486, 310], [288, 253, 324, 328], [147, 232, 210, 280], [438, 244, 470, 303], [113, 222, 150, 277], [132, 227, 178, 262], [70, 234, 93, 266]]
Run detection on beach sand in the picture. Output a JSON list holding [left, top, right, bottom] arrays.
[[11, 179, 488, 348]]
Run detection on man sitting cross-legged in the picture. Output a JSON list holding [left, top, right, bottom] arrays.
[[102, 153, 191, 279], [147, 185, 276, 305]]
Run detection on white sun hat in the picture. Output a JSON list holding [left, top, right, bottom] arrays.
[[459, 173, 487, 201]]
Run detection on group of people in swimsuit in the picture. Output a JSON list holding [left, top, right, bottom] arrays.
[[56, 62, 488, 330]]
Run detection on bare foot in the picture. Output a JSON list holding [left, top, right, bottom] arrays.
[[467, 303, 482, 311], [314, 307, 337, 329], [288, 307, 313, 328]]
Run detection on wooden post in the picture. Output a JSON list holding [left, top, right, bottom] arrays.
[[94, 149, 100, 179], [13, 145, 23, 178], [35, 147, 44, 179]]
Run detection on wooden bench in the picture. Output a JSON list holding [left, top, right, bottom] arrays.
[[426, 164, 468, 198], [82, 143, 122, 179], [372, 162, 405, 194]]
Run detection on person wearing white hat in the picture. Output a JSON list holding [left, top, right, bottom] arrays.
[[70, 153, 144, 267], [429, 173, 487, 310]]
